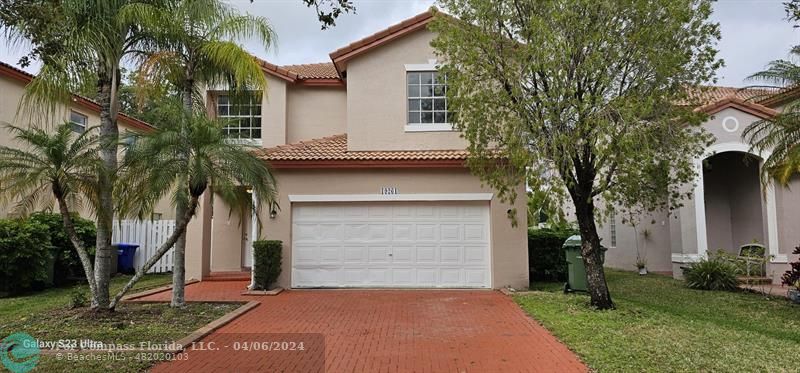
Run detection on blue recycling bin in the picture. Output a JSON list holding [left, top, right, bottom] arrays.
[[116, 243, 140, 274]]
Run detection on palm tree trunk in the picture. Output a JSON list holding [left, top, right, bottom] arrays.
[[93, 72, 119, 310], [110, 195, 200, 309], [170, 198, 188, 307], [169, 78, 195, 308], [56, 196, 98, 301]]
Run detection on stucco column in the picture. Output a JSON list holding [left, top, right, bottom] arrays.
[[186, 191, 212, 280]]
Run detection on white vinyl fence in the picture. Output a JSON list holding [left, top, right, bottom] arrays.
[[112, 220, 176, 273]]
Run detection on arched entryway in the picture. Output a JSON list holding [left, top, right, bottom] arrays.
[[693, 142, 780, 260], [702, 151, 766, 255]]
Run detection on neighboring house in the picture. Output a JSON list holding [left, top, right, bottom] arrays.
[[599, 86, 800, 283], [185, 10, 529, 289], [0, 61, 174, 220]]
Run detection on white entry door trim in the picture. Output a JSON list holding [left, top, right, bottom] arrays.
[[291, 201, 492, 289]]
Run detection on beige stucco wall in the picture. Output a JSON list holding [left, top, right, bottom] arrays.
[[252, 168, 528, 289], [0, 75, 174, 219], [600, 106, 797, 277], [345, 29, 468, 151], [600, 207, 674, 273], [286, 86, 347, 142]]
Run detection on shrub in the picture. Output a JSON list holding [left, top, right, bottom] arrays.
[[28, 212, 96, 285], [781, 246, 800, 290], [528, 228, 578, 282], [684, 254, 741, 291], [69, 287, 89, 309], [0, 219, 53, 293], [253, 240, 282, 290]]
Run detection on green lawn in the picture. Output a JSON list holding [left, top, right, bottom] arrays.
[[0, 274, 239, 373], [516, 269, 800, 372]]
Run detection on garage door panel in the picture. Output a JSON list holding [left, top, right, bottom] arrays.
[[439, 245, 462, 264], [416, 224, 438, 241], [440, 224, 461, 241], [465, 269, 489, 286], [439, 269, 463, 286], [415, 245, 437, 263], [294, 244, 319, 264], [464, 224, 487, 241], [464, 245, 488, 263], [318, 245, 342, 264], [391, 245, 414, 263], [367, 246, 391, 263], [292, 202, 490, 288], [343, 246, 367, 263]]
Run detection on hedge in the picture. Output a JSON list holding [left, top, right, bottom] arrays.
[[528, 227, 578, 282], [253, 240, 282, 290], [28, 212, 96, 285], [0, 219, 53, 293]]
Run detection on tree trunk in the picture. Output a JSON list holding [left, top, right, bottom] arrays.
[[170, 198, 188, 307], [572, 193, 614, 309], [169, 78, 194, 308], [55, 194, 98, 301], [110, 195, 200, 309], [93, 72, 119, 310]]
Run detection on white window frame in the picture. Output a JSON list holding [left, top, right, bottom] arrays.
[[609, 209, 617, 248], [404, 60, 454, 132], [69, 111, 87, 133], [215, 93, 263, 146]]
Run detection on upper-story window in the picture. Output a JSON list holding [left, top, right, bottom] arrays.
[[69, 111, 87, 133], [216, 93, 262, 141], [407, 71, 450, 131]]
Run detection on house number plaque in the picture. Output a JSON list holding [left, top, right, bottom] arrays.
[[380, 187, 399, 195]]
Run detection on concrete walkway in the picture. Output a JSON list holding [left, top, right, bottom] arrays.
[[137, 281, 587, 373]]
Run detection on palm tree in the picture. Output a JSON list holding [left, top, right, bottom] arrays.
[[4, 0, 162, 309], [121, 0, 274, 307], [743, 46, 800, 185], [0, 123, 102, 305], [110, 102, 277, 309]]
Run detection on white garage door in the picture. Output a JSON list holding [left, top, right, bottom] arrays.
[[291, 201, 491, 288]]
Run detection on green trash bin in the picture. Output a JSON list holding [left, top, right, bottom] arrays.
[[563, 235, 607, 293]]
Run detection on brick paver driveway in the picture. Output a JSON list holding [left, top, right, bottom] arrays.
[[139, 281, 586, 372]]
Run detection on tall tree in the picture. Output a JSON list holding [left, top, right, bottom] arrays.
[[430, 0, 720, 309], [0, 123, 101, 302], [112, 102, 277, 309], [1, 0, 160, 309], [122, 0, 274, 307]]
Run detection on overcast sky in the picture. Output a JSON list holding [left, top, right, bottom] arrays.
[[2, 0, 798, 87]]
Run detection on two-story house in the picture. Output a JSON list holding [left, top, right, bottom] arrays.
[[185, 10, 530, 290], [0, 61, 174, 220]]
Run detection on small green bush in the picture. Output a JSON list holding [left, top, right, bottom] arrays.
[[28, 212, 96, 285], [528, 228, 578, 282], [0, 218, 53, 293], [69, 287, 89, 309], [684, 254, 741, 291], [253, 240, 282, 290]]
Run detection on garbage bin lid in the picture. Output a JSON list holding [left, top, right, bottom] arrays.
[[562, 235, 582, 248], [114, 243, 140, 248]]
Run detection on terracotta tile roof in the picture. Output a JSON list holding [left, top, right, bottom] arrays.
[[329, 9, 436, 73], [255, 57, 299, 82], [257, 134, 468, 163], [0, 61, 154, 132], [684, 85, 777, 106], [281, 63, 339, 80]]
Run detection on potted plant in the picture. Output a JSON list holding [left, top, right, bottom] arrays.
[[636, 257, 648, 275], [781, 246, 800, 304]]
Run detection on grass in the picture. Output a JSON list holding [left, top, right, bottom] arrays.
[[516, 269, 800, 372], [0, 274, 240, 373]]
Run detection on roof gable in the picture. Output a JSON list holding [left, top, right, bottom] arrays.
[[0, 61, 154, 132]]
